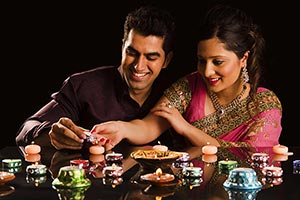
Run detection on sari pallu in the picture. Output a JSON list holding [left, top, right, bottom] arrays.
[[164, 71, 282, 148]]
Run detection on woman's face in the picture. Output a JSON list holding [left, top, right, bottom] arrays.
[[197, 37, 245, 94]]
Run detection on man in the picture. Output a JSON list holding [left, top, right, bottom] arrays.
[[16, 5, 176, 150]]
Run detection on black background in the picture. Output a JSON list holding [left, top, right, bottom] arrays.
[[3, 0, 298, 146]]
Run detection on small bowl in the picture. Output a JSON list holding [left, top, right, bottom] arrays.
[[223, 167, 262, 190]]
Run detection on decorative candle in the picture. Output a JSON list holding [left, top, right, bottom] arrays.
[[293, 160, 300, 175], [272, 144, 288, 154], [25, 142, 41, 154], [261, 176, 283, 186], [251, 153, 269, 163], [102, 176, 123, 187], [26, 164, 47, 176], [0, 171, 15, 184], [2, 159, 22, 168], [105, 152, 123, 162], [25, 153, 41, 163], [140, 168, 175, 183], [272, 154, 288, 162], [202, 154, 218, 163], [218, 160, 238, 174], [262, 166, 283, 177], [52, 166, 91, 188], [102, 163, 123, 177], [182, 163, 203, 178], [89, 145, 105, 155], [153, 141, 168, 152], [89, 154, 105, 163], [201, 143, 218, 155], [70, 159, 90, 169]]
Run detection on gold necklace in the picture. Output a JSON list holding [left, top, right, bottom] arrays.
[[209, 84, 247, 117]]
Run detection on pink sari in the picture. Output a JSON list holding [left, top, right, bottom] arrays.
[[164, 71, 282, 148]]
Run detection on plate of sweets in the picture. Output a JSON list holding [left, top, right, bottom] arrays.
[[130, 149, 182, 171]]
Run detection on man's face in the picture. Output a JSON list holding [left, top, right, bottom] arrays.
[[120, 29, 167, 95]]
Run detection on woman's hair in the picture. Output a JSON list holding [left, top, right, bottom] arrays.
[[123, 5, 176, 56], [198, 4, 266, 98]]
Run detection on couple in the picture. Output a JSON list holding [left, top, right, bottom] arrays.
[[16, 4, 282, 151]]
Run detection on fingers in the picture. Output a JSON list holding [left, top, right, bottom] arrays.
[[59, 117, 86, 139], [49, 123, 84, 150]]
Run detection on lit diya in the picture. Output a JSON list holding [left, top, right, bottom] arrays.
[[0, 171, 15, 185], [140, 168, 175, 185]]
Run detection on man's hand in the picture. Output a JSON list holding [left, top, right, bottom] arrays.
[[49, 117, 87, 150]]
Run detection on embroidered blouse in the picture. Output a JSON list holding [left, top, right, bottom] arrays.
[[164, 71, 282, 148]]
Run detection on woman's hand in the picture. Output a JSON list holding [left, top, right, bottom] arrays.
[[151, 101, 190, 136], [90, 121, 125, 151]]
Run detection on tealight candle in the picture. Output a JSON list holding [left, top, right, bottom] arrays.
[[89, 145, 105, 155], [272, 144, 288, 154], [25, 142, 41, 154], [201, 143, 218, 155]]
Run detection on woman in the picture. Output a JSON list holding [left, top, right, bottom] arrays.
[[92, 4, 282, 149]]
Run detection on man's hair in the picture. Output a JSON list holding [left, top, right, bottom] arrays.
[[123, 5, 176, 55]]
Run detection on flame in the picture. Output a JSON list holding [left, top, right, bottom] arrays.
[[155, 168, 162, 176], [190, 162, 194, 167]]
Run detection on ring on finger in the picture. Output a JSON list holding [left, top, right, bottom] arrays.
[[165, 103, 172, 108]]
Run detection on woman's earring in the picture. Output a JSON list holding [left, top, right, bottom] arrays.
[[241, 66, 249, 83]]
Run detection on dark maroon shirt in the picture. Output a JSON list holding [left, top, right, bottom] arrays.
[[16, 66, 171, 146]]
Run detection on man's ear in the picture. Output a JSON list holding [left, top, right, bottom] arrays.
[[162, 51, 174, 69]]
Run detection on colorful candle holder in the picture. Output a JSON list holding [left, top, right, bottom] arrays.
[[261, 176, 283, 186], [70, 159, 90, 169], [251, 153, 269, 163], [26, 164, 47, 176], [182, 166, 203, 178], [102, 164, 123, 178], [293, 160, 300, 175], [262, 166, 283, 177], [102, 176, 124, 186], [52, 166, 91, 189], [26, 174, 47, 187], [2, 159, 22, 168], [225, 188, 261, 200], [218, 160, 238, 175], [181, 177, 203, 188], [105, 152, 123, 167], [223, 167, 262, 190]]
